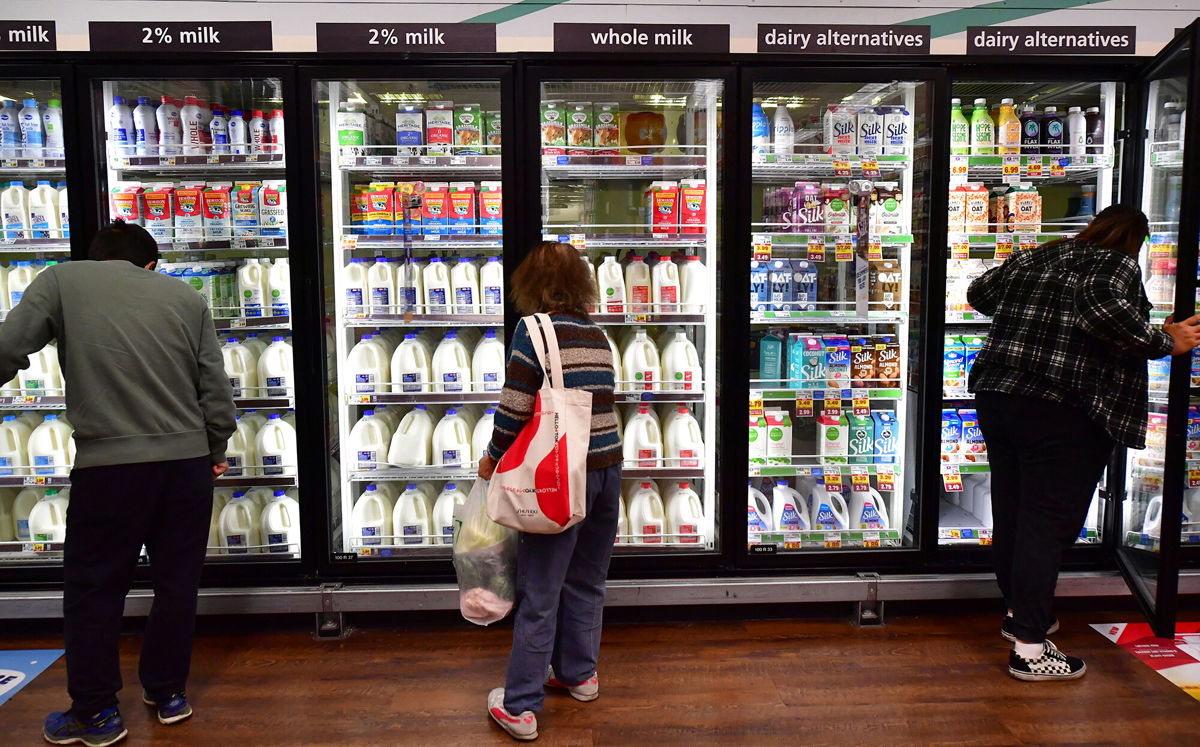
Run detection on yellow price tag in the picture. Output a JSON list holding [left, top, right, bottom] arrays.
[[833, 159, 851, 176], [823, 471, 844, 493], [863, 539, 881, 549], [877, 467, 896, 492], [824, 533, 843, 549], [1025, 158, 1044, 177], [994, 234, 1013, 261], [835, 235, 854, 262], [822, 392, 843, 417], [853, 391, 870, 416], [1049, 158, 1066, 177], [749, 398, 763, 417], [951, 236, 969, 260], [860, 159, 880, 178], [851, 472, 871, 492], [1189, 468, 1200, 488], [1018, 234, 1039, 252], [950, 155, 969, 177], [942, 467, 963, 492], [753, 234, 772, 262], [867, 240, 883, 261], [1002, 155, 1020, 176], [795, 395, 813, 418], [807, 236, 826, 262]]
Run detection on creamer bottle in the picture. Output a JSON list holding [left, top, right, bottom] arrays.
[[259, 336, 294, 397], [432, 332, 471, 393], [623, 406, 663, 468], [423, 257, 452, 314], [225, 414, 258, 477], [219, 493, 262, 554], [0, 415, 32, 476], [433, 409, 472, 467], [348, 410, 392, 471], [28, 414, 72, 476], [261, 490, 301, 553], [623, 329, 661, 392], [451, 257, 480, 314], [665, 482, 703, 543], [472, 329, 505, 392], [480, 256, 504, 314], [625, 254, 652, 313], [255, 413, 298, 476]]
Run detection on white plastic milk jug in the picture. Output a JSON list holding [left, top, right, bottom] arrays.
[[849, 487, 890, 531], [222, 340, 256, 398], [810, 484, 850, 531], [598, 256, 626, 313], [616, 494, 629, 544], [225, 415, 258, 476], [268, 258, 291, 316], [433, 409, 472, 467], [472, 329, 506, 392], [623, 330, 661, 391], [28, 414, 72, 476], [661, 331, 701, 391], [432, 483, 468, 545], [344, 258, 370, 313], [0, 415, 31, 475], [258, 336, 294, 397], [347, 335, 389, 393], [472, 409, 495, 462], [391, 333, 432, 393], [480, 256, 503, 315], [628, 482, 665, 544], [255, 413, 298, 476], [238, 259, 268, 318], [368, 257, 398, 315], [352, 485, 393, 549], [665, 482, 703, 543], [0, 487, 16, 542], [388, 405, 435, 466], [219, 494, 262, 553], [451, 257, 480, 314], [748, 483, 773, 536], [260, 490, 301, 553], [348, 410, 392, 471], [431, 332, 471, 393], [680, 255, 708, 313], [13, 487, 41, 541], [624, 254, 652, 313], [652, 258, 681, 313], [393, 485, 433, 546], [27, 489, 68, 542], [664, 407, 703, 469], [423, 257, 452, 314], [623, 406, 663, 468], [771, 480, 810, 532]]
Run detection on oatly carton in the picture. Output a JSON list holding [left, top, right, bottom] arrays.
[[769, 258, 794, 310], [202, 183, 232, 240], [822, 336, 851, 389], [173, 182, 205, 240], [448, 182, 477, 235], [750, 260, 770, 312], [790, 181, 824, 234], [479, 181, 503, 235], [142, 184, 175, 240], [647, 181, 680, 234], [958, 408, 987, 463], [679, 179, 706, 234], [824, 106, 857, 155], [110, 183, 145, 226], [856, 107, 885, 155], [941, 409, 963, 462], [422, 183, 449, 236], [790, 258, 818, 311]]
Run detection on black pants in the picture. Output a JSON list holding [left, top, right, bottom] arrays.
[[974, 392, 1115, 644], [64, 456, 211, 718]]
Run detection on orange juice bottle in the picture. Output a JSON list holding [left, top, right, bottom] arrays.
[[996, 98, 1021, 155]]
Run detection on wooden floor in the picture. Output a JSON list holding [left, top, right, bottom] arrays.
[[1, 605, 1197, 745]]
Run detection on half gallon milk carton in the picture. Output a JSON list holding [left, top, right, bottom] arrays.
[[959, 408, 987, 463], [872, 410, 898, 464], [822, 336, 851, 389], [789, 333, 825, 389], [110, 183, 145, 226], [856, 107, 884, 154], [824, 106, 857, 154], [259, 181, 287, 236], [479, 181, 503, 235], [847, 413, 874, 465], [173, 182, 205, 240], [882, 106, 912, 155], [647, 181, 680, 235], [764, 409, 792, 466], [941, 409, 963, 462], [142, 184, 175, 240], [943, 335, 966, 395], [203, 183, 232, 240], [817, 414, 849, 466]]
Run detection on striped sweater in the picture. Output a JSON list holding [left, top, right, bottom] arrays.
[[487, 313, 622, 471]]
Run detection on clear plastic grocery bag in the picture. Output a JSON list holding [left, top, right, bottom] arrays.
[[453, 479, 518, 626]]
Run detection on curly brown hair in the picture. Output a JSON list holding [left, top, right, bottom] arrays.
[[509, 241, 597, 316]]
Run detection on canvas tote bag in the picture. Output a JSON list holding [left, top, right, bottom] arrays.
[[487, 313, 592, 533]]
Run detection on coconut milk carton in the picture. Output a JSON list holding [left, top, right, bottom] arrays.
[[822, 336, 852, 389], [788, 333, 825, 389]]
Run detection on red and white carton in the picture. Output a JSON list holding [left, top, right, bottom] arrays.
[[479, 181, 503, 236], [422, 183, 450, 236], [173, 182, 205, 240], [448, 182, 477, 236], [646, 181, 680, 235], [425, 101, 454, 155], [203, 183, 233, 240], [142, 183, 175, 240], [679, 179, 706, 234], [109, 183, 145, 226]]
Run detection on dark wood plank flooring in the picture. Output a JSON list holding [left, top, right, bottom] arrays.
[[1, 607, 1197, 745]]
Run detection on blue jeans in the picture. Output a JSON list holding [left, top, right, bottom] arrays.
[[504, 464, 621, 714]]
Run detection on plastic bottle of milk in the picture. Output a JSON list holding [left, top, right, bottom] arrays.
[[652, 258, 681, 313], [260, 490, 301, 553], [628, 482, 665, 544], [1067, 106, 1088, 155], [28, 489, 69, 542], [771, 480, 810, 532], [451, 258, 481, 315], [623, 406, 662, 468], [625, 254, 652, 313], [225, 414, 258, 477], [388, 405, 435, 466], [207, 489, 234, 551], [0, 487, 16, 542], [368, 257, 398, 315], [480, 256, 503, 314], [849, 487, 890, 530], [156, 96, 182, 155], [471, 408, 495, 463], [664, 407, 704, 469], [238, 259, 268, 318], [268, 258, 291, 316], [622, 329, 661, 392], [432, 482, 468, 545], [347, 335, 389, 393], [106, 96, 133, 148], [432, 332, 471, 393], [0, 101, 18, 160], [594, 255, 626, 313], [3, 183, 30, 242], [679, 255, 708, 313], [0, 415, 32, 476], [259, 336, 294, 397], [240, 332, 268, 360], [665, 481, 703, 543], [56, 182, 68, 239], [248, 110, 269, 153], [393, 484, 433, 546], [390, 333, 431, 393], [471, 329, 505, 392], [255, 413, 298, 476], [42, 99, 65, 159], [773, 105, 795, 157], [208, 108, 230, 155], [219, 494, 261, 554], [28, 414, 72, 476], [809, 483, 850, 531], [352, 484, 393, 549], [269, 110, 285, 152], [132, 97, 159, 157], [423, 257, 452, 314], [661, 330, 701, 392], [348, 410, 392, 471], [748, 483, 773, 536], [432, 409, 472, 467], [222, 339, 256, 398], [180, 97, 205, 155], [28, 181, 59, 239], [12, 487, 42, 541], [228, 110, 248, 155], [18, 99, 42, 159], [344, 257, 370, 314]]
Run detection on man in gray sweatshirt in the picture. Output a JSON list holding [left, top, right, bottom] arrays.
[[0, 222, 236, 746]]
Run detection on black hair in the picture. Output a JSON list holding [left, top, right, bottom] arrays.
[[89, 220, 159, 267]]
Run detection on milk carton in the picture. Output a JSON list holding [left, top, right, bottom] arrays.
[[231, 182, 260, 237], [764, 409, 792, 465], [947, 185, 967, 234], [872, 410, 898, 464], [758, 331, 784, 387], [943, 335, 966, 395], [679, 179, 706, 234], [869, 260, 902, 311], [594, 102, 619, 155], [790, 259, 817, 311], [395, 181, 423, 235], [824, 106, 857, 154], [479, 181, 503, 235], [850, 337, 877, 388], [203, 184, 232, 240], [566, 102, 593, 155], [768, 259, 793, 310], [142, 184, 175, 240], [789, 333, 825, 389], [963, 182, 990, 234], [847, 413, 875, 465], [941, 409, 963, 462], [962, 334, 986, 380], [395, 104, 423, 154], [422, 184, 449, 236], [484, 110, 502, 151], [259, 181, 287, 237], [363, 182, 395, 236], [817, 414, 849, 465], [454, 104, 483, 155], [823, 184, 851, 233], [1006, 184, 1042, 233], [425, 101, 454, 155], [448, 183, 476, 235], [749, 414, 768, 465], [540, 100, 566, 155], [822, 336, 851, 389], [173, 182, 205, 240], [647, 181, 680, 235], [856, 107, 885, 154], [872, 182, 905, 235], [883, 107, 912, 155], [959, 408, 987, 463], [789, 182, 823, 234], [110, 183, 145, 226], [750, 261, 770, 311]]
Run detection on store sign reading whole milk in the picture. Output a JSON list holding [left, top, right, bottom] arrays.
[[553, 23, 729, 53]]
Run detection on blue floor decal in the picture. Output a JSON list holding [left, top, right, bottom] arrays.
[[0, 650, 63, 706]]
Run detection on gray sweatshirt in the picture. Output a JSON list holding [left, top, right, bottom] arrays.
[[0, 260, 236, 468]]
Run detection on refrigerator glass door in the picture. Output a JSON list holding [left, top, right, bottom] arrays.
[[1, 76, 71, 563]]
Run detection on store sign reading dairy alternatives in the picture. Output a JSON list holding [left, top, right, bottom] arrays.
[[315, 23, 496, 52], [0, 21, 56, 50], [89, 21, 272, 51], [757, 24, 929, 54], [554, 23, 729, 53], [967, 26, 1135, 55]]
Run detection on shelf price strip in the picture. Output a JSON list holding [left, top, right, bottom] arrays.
[[795, 393, 813, 418], [877, 466, 895, 492], [852, 390, 870, 417], [1025, 158, 1043, 177], [942, 464, 963, 492], [950, 233, 969, 260], [822, 389, 843, 417], [1002, 155, 1021, 185]]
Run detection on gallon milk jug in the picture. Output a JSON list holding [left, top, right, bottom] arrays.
[[661, 330, 701, 391], [849, 487, 890, 530], [665, 482, 703, 543], [0, 414, 31, 475], [771, 480, 810, 532], [433, 409, 472, 467], [22, 344, 63, 396], [344, 257, 370, 313], [222, 340, 256, 398], [0, 487, 16, 541], [432, 332, 471, 393], [388, 405, 435, 466], [260, 490, 301, 553], [680, 255, 708, 313], [597, 255, 627, 313], [219, 494, 262, 554], [472, 409, 495, 462], [225, 415, 258, 476], [395, 259, 424, 313], [1143, 496, 1164, 538], [27, 181, 60, 239], [625, 254, 652, 313], [391, 333, 432, 393], [27, 490, 68, 542], [2, 183, 29, 242], [259, 336, 294, 397], [471, 329, 506, 392], [208, 489, 233, 551], [451, 257, 480, 314], [28, 414, 72, 476], [352, 485, 394, 549], [432, 482, 468, 545], [480, 256, 504, 314], [255, 413, 298, 476], [268, 258, 291, 316], [423, 257, 452, 314], [393, 485, 433, 546], [628, 482, 665, 544], [623, 329, 662, 391], [348, 410, 392, 471], [368, 257, 398, 315], [616, 494, 629, 544], [347, 336, 390, 393], [238, 259, 269, 318], [652, 258, 681, 313], [810, 484, 850, 531], [13, 487, 41, 541], [623, 406, 663, 468], [664, 407, 704, 469]]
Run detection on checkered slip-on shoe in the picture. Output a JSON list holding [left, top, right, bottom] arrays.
[[1001, 613, 1061, 642], [487, 688, 538, 741], [1008, 640, 1087, 681]]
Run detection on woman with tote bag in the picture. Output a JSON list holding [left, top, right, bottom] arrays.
[[478, 241, 621, 741]]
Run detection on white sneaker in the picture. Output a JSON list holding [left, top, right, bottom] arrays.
[[546, 668, 599, 702], [487, 688, 538, 741]]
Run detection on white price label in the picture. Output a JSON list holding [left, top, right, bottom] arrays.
[[364, 156, 382, 166]]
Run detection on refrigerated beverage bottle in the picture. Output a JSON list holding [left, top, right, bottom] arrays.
[[225, 415, 258, 477], [27, 489, 67, 542], [625, 254, 652, 313], [219, 494, 261, 554], [347, 336, 389, 393], [1041, 106, 1064, 154], [106, 95, 133, 147], [661, 330, 701, 391], [391, 333, 432, 393], [472, 409, 495, 462], [268, 258, 290, 316], [969, 98, 994, 155], [221, 339, 255, 398], [949, 98, 970, 155], [432, 408, 472, 467], [248, 110, 269, 154], [451, 257, 480, 314], [472, 329, 505, 392], [623, 329, 661, 391], [0, 415, 31, 476], [27, 181, 59, 239], [258, 337, 294, 397], [431, 483, 466, 545], [228, 110, 248, 155], [238, 259, 268, 317], [352, 485, 392, 549], [597, 255, 626, 313], [1161, 101, 1183, 145], [615, 494, 628, 544], [652, 258, 681, 313], [1067, 106, 1087, 155], [850, 487, 890, 530], [56, 183, 68, 239], [392, 485, 432, 546], [269, 110, 285, 152], [7, 259, 35, 304], [42, 99, 64, 158], [209, 108, 230, 155], [132, 97, 158, 157], [344, 257, 370, 313], [423, 257, 452, 314], [348, 410, 392, 471], [388, 405, 435, 466], [367, 257, 397, 315], [337, 102, 368, 154], [810, 483, 850, 531], [748, 483, 772, 535], [0, 487, 16, 541], [996, 98, 1021, 155], [198, 100, 213, 147], [17, 99, 41, 159], [0, 100, 18, 159], [28, 414, 71, 476], [480, 256, 503, 314], [623, 406, 662, 468], [156, 96, 182, 155], [180, 97, 205, 155], [628, 482, 664, 543], [2, 183, 28, 241], [666, 482, 702, 543], [751, 100, 770, 155], [13, 487, 41, 541], [1085, 106, 1104, 154], [256, 413, 297, 476], [772, 480, 809, 532], [772, 105, 795, 157], [260, 490, 300, 553], [664, 406, 703, 469], [1077, 187, 1096, 218], [432, 332, 470, 393]]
